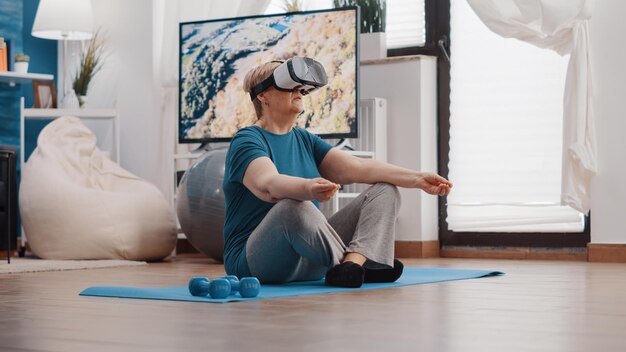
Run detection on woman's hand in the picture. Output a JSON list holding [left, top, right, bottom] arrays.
[[308, 178, 341, 202], [417, 172, 453, 196]]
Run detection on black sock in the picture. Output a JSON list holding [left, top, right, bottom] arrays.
[[363, 259, 404, 283], [325, 261, 364, 288]]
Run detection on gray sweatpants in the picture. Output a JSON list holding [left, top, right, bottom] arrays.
[[245, 183, 401, 283]]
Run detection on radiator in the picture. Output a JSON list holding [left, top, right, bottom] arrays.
[[323, 97, 388, 215], [357, 97, 388, 162]]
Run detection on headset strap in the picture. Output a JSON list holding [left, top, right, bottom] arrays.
[[249, 75, 276, 101], [249, 60, 286, 101]]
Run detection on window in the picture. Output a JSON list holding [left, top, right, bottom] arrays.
[[437, 0, 589, 247], [386, 0, 425, 49], [446, 0, 584, 234], [265, 0, 427, 53]]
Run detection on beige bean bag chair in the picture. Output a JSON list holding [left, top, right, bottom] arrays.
[[19, 116, 176, 260]]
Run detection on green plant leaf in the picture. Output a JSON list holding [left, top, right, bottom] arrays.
[[72, 30, 105, 96], [333, 0, 386, 34], [280, 0, 303, 12]]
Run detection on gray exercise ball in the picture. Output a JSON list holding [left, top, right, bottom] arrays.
[[176, 148, 227, 262]]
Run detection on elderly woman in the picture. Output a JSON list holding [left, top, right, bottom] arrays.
[[223, 58, 452, 288]]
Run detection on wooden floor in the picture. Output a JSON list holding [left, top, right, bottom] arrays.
[[1, 255, 626, 352]]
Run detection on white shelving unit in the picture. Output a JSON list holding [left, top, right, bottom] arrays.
[[0, 71, 54, 87], [172, 152, 202, 239], [19, 97, 119, 171], [172, 151, 207, 184]]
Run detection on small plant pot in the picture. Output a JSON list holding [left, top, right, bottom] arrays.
[[15, 61, 29, 74], [78, 95, 88, 108], [360, 32, 387, 61]]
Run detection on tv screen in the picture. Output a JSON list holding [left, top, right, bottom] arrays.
[[179, 7, 359, 144]]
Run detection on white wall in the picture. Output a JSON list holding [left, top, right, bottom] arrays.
[[60, 0, 164, 192], [361, 57, 439, 241], [94, 0, 162, 188], [589, 0, 626, 244]]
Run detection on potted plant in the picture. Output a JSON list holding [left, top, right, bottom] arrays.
[[280, 0, 304, 12], [14, 54, 30, 74], [72, 31, 104, 108], [334, 0, 387, 60]]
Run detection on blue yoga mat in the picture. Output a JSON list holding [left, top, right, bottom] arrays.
[[80, 267, 503, 303]]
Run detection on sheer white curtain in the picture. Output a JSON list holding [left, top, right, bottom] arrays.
[[155, 0, 270, 203], [466, 0, 596, 214], [447, 0, 583, 232]]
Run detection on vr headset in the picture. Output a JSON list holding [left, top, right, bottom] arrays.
[[249, 57, 328, 101]]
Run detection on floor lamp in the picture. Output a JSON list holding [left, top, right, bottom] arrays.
[[31, 0, 94, 108]]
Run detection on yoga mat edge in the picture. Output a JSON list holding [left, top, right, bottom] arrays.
[[80, 267, 504, 303]]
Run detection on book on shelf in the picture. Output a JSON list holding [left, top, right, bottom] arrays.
[[0, 37, 7, 72], [5, 38, 13, 71]]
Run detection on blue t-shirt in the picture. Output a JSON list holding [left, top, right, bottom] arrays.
[[222, 125, 333, 277]]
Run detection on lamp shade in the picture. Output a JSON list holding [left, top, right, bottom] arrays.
[[32, 0, 94, 40]]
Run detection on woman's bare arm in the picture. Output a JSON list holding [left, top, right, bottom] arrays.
[[243, 156, 340, 203], [318, 148, 452, 195]]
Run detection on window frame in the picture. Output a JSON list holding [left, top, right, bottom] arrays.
[[386, 0, 442, 57], [397, 0, 591, 247]]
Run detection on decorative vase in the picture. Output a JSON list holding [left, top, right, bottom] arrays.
[[61, 89, 79, 109], [360, 32, 387, 61], [15, 62, 29, 73], [78, 95, 88, 108]]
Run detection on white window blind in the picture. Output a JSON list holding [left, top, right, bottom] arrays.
[[265, 0, 425, 49], [386, 0, 425, 49], [447, 0, 584, 233]]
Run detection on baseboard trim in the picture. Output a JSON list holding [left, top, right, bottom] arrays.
[[394, 240, 440, 258], [588, 244, 626, 263], [179, 238, 626, 262], [440, 247, 587, 261]]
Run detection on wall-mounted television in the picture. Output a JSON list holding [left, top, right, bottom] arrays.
[[178, 7, 359, 144]]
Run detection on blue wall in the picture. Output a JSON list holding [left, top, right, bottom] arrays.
[[22, 0, 58, 161], [0, 0, 57, 240], [22, 0, 58, 108], [0, 0, 24, 151], [0, 0, 57, 165], [0, 0, 57, 163]]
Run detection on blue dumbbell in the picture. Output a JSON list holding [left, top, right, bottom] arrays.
[[208, 278, 231, 299], [188, 276, 260, 298], [188, 277, 231, 298], [219, 275, 240, 295], [188, 276, 210, 296], [220, 276, 260, 298], [239, 277, 261, 298]]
